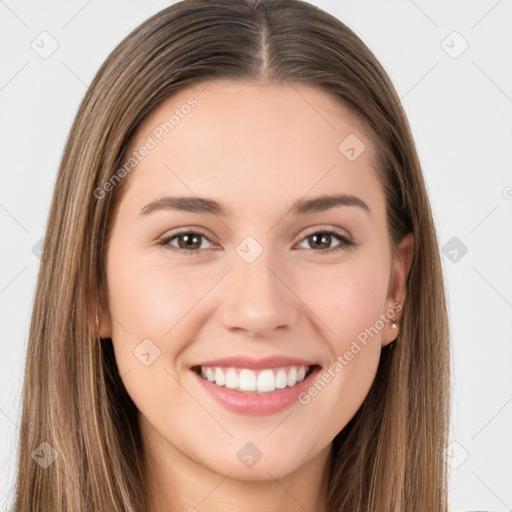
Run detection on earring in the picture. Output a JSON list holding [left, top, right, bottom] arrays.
[[390, 302, 400, 329]]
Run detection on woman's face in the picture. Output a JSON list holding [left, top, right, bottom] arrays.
[[100, 79, 412, 483]]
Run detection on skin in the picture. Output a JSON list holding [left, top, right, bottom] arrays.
[[98, 79, 414, 512]]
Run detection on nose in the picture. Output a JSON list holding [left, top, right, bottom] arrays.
[[218, 249, 299, 338]]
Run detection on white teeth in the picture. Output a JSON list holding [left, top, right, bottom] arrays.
[[257, 369, 275, 393], [198, 365, 311, 393], [239, 369, 257, 391], [214, 367, 225, 386], [275, 369, 287, 389], [225, 368, 238, 389], [287, 366, 297, 387]]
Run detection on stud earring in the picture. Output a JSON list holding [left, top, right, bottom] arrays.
[[390, 302, 400, 329]]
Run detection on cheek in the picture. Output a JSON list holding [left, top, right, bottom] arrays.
[[292, 263, 388, 440], [105, 250, 202, 379], [105, 251, 211, 410], [107, 251, 215, 337], [296, 257, 390, 350]]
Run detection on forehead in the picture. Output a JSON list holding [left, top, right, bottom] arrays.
[[120, 79, 384, 221]]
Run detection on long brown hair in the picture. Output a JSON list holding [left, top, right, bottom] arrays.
[[12, 0, 450, 510]]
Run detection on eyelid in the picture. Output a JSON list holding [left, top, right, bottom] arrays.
[[158, 226, 217, 245], [298, 225, 351, 240], [158, 225, 351, 242], [159, 226, 214, 240]]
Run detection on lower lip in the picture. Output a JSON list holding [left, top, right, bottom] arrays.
[[192, 366, 321, 415]]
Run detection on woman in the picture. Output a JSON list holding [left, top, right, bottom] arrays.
[[13, 0, 450, 510]]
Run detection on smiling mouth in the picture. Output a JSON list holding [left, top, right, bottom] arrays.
[[191, 364, 319, 394]]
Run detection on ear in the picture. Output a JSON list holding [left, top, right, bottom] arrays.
[[382, 232, 414, 347], [90, 284, 112, 339]]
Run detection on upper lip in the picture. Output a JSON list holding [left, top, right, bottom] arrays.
[[192, 355, 320, 370]]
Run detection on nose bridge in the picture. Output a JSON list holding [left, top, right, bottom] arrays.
[[218, 235, 298, 336]]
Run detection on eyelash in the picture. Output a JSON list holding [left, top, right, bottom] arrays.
[[157, 227, 355, 256]]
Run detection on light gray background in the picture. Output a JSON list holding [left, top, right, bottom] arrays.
[[1, 1, 511, 510]]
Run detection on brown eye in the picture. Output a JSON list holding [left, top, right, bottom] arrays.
[[308, 233, 333, 250], [158, 228, 354, 257], [175, 233, 203, 250], [159, 230, 215, 255], [297, 229, 353, 255]]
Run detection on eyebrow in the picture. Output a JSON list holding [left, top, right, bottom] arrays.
[[139, 193, 371, 217]]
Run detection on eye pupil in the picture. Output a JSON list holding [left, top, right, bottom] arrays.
[[178, 234, 201, 249], [310, 233, 331, 250]]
